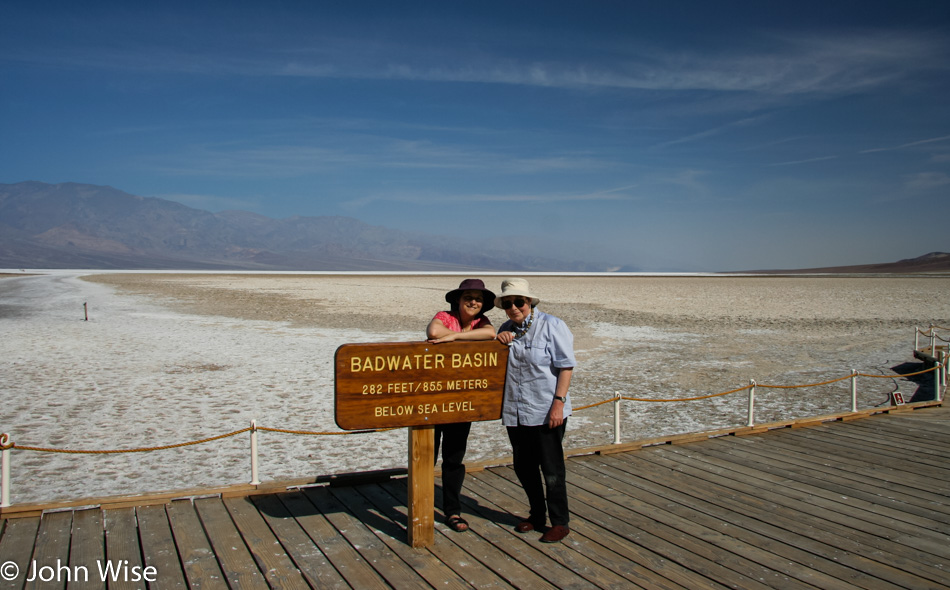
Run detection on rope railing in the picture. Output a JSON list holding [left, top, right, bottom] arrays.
[[915, 324, 949, 350], [621, 384, 752, 402], [0, 426, 389, 455], [7, 428, 253, 455], [756, 374, 854, 389], [1, 326, 946, 508]]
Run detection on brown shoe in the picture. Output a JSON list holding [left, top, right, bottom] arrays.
[[515, 520, 538, 533], [540, 525, 569, 543]]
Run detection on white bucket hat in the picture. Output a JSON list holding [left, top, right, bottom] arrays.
[[494, 278, 540, 308]]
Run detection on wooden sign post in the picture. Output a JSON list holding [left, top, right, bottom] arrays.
[[335, 340, 509, 547], [407, 425, 435, 546]]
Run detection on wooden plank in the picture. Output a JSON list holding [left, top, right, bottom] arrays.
[[752, 433, 950, 500], [276, 490, 389, 590], [707, 437, 950, 557], [357, 480, 518, 589], [671, 441, 933, 530], [745, 434, 950, 507], [0, 517, 40, 590], [773, 429, 950, 490], [569, 457, 859, 590], [26, 510, 72, 590], [193, 498, 268, 589], [787, 427, 950, 483], [699, 437, 950, 545], [223, 496, 310, 590], [101, 508, 144, 590], [136, 505, 187, 590], [302, 486, 431, 588], [651, 443, 950, 587], [613, 449, 940, 590], [67, 509, 105, 590], [724, 432, 950, 514], [856, 412, 950, 446], [493, 465, 774, 590], [164, 500, 227, 589], [1, 484, 256, 517], [250, 493, 350, 590], [451, 478, 639, 590], [826, 421, 950, 459], [470, 469, 702, 590], [598, 452, 916, 588], [383, 478, 560, 589], [0, 510, 43, 520], [460, 469, 659, 589], [682, 436, 949, 536], [327, 485, 472, 590], [837, 425, 950, 459]]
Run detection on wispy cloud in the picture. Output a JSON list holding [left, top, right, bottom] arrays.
[[138, 138, 610, 178], [768, 155, 838, 167], [140, 144, 366, 178], [905, 171, 950, 190], [656, 115, 770, 148], [274, 31, 944, 99], [6, 26, 945, 101], [341, 184, 639, 209], [861, 134, 950, 154]]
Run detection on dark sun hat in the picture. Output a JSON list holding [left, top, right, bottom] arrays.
[[445, 278, 496, 313]]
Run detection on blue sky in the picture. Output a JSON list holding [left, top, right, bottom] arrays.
[[2, 1, 949, 271]]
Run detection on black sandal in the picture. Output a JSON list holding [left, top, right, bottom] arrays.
[[445, 515, 469, 532]]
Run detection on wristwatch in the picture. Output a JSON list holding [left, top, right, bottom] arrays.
[[553, 395, 567, 403]]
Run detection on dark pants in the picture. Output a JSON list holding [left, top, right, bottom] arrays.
[[435, 421, 472, 518], [506, 419, 569, 527]]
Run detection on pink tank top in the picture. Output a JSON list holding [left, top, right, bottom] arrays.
[[434, 311, 489, 333]]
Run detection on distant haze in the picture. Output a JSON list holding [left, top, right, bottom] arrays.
[[0, 181, 617, 271], [1, 181, 947, 273]]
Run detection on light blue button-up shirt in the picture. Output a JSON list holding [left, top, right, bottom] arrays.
[[499, 309, 576, 427]]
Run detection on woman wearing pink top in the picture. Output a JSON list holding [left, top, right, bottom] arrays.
[[426, 278, 496, 532]]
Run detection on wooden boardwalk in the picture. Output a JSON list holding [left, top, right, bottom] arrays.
[[2, 404, 949, 589]]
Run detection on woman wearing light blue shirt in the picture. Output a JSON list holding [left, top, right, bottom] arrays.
[[495, 278, 575, 544]]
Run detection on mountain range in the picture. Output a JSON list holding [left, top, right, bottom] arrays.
[[1, 181, 947, 273], [0, 182, 615, 272], [747, 251, 950, 274]]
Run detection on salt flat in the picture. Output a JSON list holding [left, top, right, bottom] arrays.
[[2, 271, 949, 504]]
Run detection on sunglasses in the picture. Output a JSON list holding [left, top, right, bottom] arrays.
[[501, 298, 528, 309]]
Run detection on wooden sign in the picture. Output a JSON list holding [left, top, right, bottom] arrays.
[[334, 340, 509, 430]]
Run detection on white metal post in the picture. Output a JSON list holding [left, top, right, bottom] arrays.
[[850, 369, 858, 412], [941, 351, 947, 400], [1, 433, 10, 508], [250, 420, 261, 486], [915, 326, 919, 351], [613, 392, 622, 444], [937, 361, 943, 402], [747, 380, 756, 427]]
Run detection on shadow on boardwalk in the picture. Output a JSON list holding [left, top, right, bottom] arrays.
[[1, 404, 948, 589], [893, 358, 942, 402]]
